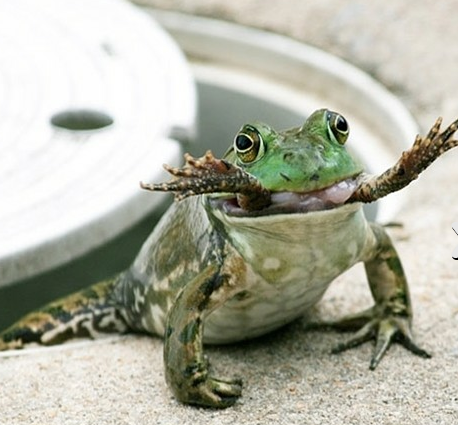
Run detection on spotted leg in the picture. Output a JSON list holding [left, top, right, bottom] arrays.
[[164, 263, 245, 408], [325, 223, 430, 369], [0, 278, 128, 351]]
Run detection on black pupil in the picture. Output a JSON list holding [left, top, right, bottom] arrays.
[[235, 134, 253, 151], [336, 116, 348, 133]]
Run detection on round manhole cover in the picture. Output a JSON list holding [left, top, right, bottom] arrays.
[[0, 0, 196, 286]]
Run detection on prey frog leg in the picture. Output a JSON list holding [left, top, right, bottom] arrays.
[[349, 116, 458, 203], [0, 278, 128, 351], [164, 262, 245, 408], [140, 150, 271, 211], [323, 223, 431, 370]]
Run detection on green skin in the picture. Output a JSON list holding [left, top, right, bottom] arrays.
[[2, 109, 458, 408]]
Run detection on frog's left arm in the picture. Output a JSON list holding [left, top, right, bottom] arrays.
[[349, 117, 458, 203]]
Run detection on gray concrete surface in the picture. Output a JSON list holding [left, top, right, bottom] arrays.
[[2, 1, 458, 424]]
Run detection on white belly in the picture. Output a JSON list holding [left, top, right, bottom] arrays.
[[203, 203, 373, 344]]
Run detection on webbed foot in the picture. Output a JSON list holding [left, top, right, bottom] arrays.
[[326, 306, 431, 370]]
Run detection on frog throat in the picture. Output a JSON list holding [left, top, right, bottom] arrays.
[[207, 177, 359, 217]]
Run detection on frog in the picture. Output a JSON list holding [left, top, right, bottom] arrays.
[[1, 109, 458, 408]]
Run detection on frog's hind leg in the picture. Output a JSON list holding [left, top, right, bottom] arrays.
[[316, 223, 431, 369], [0, 277, 129, 351]]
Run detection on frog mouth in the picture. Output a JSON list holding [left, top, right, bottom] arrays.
[[210, 178, 359, 217]]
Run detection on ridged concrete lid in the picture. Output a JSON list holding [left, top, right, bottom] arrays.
[[0, 0, 196, 285]]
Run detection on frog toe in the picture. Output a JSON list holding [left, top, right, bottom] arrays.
[[330, 319, 376, 354], [182, 376, 243, 408], [369, 317, 431, 369], [331, 316, 431, 370], [207, 376, 243, 407]]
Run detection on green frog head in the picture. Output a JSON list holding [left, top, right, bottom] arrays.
[[218, 108, 363, 214], [225, 108, 362, 193]]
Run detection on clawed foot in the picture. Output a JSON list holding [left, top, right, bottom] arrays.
[[312, 307, 431, 370], [140, 150, 271, 211], [349, 116, 458, 203], [174, 375, 243, 409]]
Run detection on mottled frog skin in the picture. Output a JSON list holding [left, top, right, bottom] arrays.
[[2, 109, 458, 408]]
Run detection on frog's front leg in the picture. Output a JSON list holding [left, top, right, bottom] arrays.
[[164, 263, 244, 408], [349, 116, 458, 203], [329, 223, 431, 369]]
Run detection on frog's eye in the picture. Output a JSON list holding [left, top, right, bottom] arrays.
[[326, 111, 349, 145], [234, 125, 265, 163]]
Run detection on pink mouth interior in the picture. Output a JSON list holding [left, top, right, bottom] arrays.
[[211, 178, 358, 216]]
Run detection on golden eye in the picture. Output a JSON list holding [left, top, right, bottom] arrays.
[[234, 125, 265, 163], [326, 111, 349, 145]]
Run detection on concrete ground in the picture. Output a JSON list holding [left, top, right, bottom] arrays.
[[2, 1, 458, 424]]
